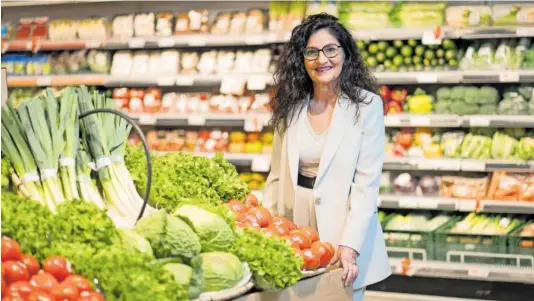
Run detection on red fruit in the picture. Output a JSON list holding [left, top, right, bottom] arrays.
[[43, 256, 71, 282], [226, 199, 247, 214], [311, 241, 334, 268], [2, 278, 7, 296], [1, 237, 22, 262], [5, 281, 33, 298], [271, 217, 286, 227], [293, 248, 305, 269], [27, 290, 56, 301], [2, 295, 25, 301], [261, 227, 278, 238], [21, 254, 40, 276], [3, 261, 29, 283], [29, 272, 58, 292], [247, 207, 272, 228], [300, 226, 320, 243], [286, 220, 297, 231], [78, 291, 105, 301], [50, 281, 79, 301], [244, 194, 259, 207], [289, 230, 312, 250], [302, 249, 320, 271], [271, 223, 290, 236], [282, 236, 301, 249], [63, 275, 92, 294]]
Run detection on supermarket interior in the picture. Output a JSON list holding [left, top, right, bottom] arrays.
[[1, 1, 534, 301]]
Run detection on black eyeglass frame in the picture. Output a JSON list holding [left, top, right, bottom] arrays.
[[303, 44, 342, 61]]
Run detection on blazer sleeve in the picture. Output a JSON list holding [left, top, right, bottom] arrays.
[[339, 95, 385, 254], [262, 128, 283, 216]]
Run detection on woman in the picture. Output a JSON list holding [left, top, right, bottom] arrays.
[[263, 13, 391, 300]]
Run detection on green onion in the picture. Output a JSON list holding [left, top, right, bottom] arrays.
[[58, 88, 80, 201]]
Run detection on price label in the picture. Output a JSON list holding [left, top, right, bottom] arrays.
[[469, 116, 490, 127], [247, 76, 267, 91], [422, 28, 443, 45], [399, 198, 419, 208], [409, 116, 431, 126], [418, 198, 439, 209], [138, 114, 157, 125], [85, 40, 101, 48], [157, 37, 175, 47], [176, 76, 194, 86], [251, 155, 271, 172], [157, 78, 175, 86], [384, 115, 401, 126], [36, 76, 52, 86], [128, 38, 146, 48], [458, 201, 477, 212], [499, 72, 520, 83], [461, 160, 486, 171], [416, 73, 438, 83], [188, 36, 207, 46], [187, 115, 206, 126], [245, 35, 265, 45], [468, 268, 489, 278], [516, 27, 534, 37], [244, 117, 264, 132]]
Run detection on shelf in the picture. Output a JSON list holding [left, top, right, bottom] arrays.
[[157, 152, 272, 172], [386, 114, 534, 128], [6, 74, 107, 87], [378, 195, 534, 214], [130, 112, 271, 129], [384, 157, 534, 172], [389, 258, 534, 284]]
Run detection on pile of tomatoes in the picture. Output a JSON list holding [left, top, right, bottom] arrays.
[[224, 194, 336, 272], [1, 237, 105, 301]]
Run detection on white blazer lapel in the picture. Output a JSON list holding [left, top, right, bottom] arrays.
[[286, 104, 307, 188], [316, 95, 352, 184]]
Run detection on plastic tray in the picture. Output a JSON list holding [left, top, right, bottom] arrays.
[[507, 221, 534, 268]]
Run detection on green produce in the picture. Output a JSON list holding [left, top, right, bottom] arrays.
[[174, 204, 236, 252], [385, 213, 451, 232], [393, 40, 404, 48], [376, 52, 386, 63], [125, 146, 250, 211], [401, 45, 413, 57], [436, 87, 451, 101], [42, 242, 97, 270], [412, 56, 422, 64], [201, 252, 244, 292], [463, 86, 480, 105], [113, 229, 154, 256], [471, 127, 496, 137], [502, 128, 526, 140], [518, 85, 533, 101], [407, 39, 417, 47], [498, 91, 529, 115], [368, 43, 378, 54], [460, 133, 492, 159], [231, 229, 302, 291], [377, 41, 388, 51], [491, 132, 518, 160], [135, 209, 202, 260], [2, 157, 11, 188], [441, 132, 464, 158], [450, 213, 522, 235], [160, 256, 203, 300], [415, 45, 425, 56], [478, 86, 500, 105], [1, 191, 53, 261], [424, 49, 435, 60], [517, 137, 534, 160], [386, 47, 397, 58], [392, 55, 403, 67], [366, 56, 378, 68], [479, 104, 498, 115], [450, 86, 465, 102]]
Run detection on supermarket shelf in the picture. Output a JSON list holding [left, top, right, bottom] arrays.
[[6, 74, 107, 87], [389, 258, 534, 284], [386, 114, 534, 128], [130, 112, 271, 128], [1, 0, 118, 7], [384, 157, 534, 172], [378, 195, 534, 214], [173, 152, 271, 172]]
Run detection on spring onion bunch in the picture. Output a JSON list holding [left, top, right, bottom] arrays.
[[59, 89, 80, 201], [76, 146, 106, 209]]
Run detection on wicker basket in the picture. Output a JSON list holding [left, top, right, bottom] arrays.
[[301, 267, 327, 279]]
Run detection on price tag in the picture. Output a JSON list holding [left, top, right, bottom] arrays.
[[468, 268, 489, 278], [138, 114, 157, 125], [251, 155, 271, 172], [188, 36, 207, 46], [399, 198, 419, 208], [418, 198, 439, 209], [499, 72, 520, 83], [416, 73, 438, 83], [176, 76, 194, 86], [422, 29, 443, 45], [458, 201, 477, 212], [128, 38, 146, 48], [157, 37, 175, 47], [516, 27, 534, 37], [244, 117, 264, 132], [384, 115, 401, 126], [409, 115, 431, 126], [187, 115, 206, 126], [85, 40, 101, 48], [157, 78, 175, 86], [461, 160, 486, 171], [245, 35, 265, 45], [469, 116, 490, 127], [36, 76, 52, 86], [247, 76, 267, 91]]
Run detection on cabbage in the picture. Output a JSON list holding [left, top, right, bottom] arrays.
[[162, 255, 203, 300], [114, 229, 154, 256], [135, 210, 201, 260], [174, 205, 236, 252], [201, 252, 244, 292]]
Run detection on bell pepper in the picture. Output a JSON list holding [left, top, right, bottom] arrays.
[[386, 101, 403, 113], [380, 86, 391, 101], [391, 89, 408, 103]]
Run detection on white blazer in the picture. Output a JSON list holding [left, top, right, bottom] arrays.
[[263, 90, 391, 289]]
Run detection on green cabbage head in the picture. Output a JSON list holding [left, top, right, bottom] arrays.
[[201, 252, 244, 292]]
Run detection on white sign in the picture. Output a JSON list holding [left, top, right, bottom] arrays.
[[251, 155, 271, 172], [187, 115, 206, 126], [499, 72, 520, 83], [138, 114, 157, 125], [128, 38, 146, 48]]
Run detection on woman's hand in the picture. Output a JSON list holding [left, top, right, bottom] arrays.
[[330, 245, 359, 287]]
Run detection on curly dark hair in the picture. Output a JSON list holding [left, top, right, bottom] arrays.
[[270, 13, 378, 133]]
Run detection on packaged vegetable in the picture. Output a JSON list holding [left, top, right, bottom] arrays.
[[78, 17, 108, 40], [48, 19, 78, 40], [441, 132, 464, 158], [492, 4, 534, 26], [111, 51, 133, 75], [112, 14, 134, 39], [245, 9, 266, 34], [419, 176, 440, 196], [446, 5, 492, 28], [392, 173, 418, 195], [440, 176, 489, 199], [491, 132, 519, 160], [188, 10, 209, 33], [181, 52, 200, 73], [517, 137, 534, 160], [211, 12, 232, 34], [156, 12, 174, 36], [175, 13, 191, 33]]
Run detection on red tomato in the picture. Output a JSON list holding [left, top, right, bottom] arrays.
[[27, 290, 56, 301], [261, 227, 279, 238], [50, 282, 79, 301], [43, 256, 72, 282], [289, 230, 312, 250], [1, 237, 22, 262], [226, 199, 247, 214], [322, 242, 336, 259], [242, 222, 261, 230], [5, 281, 33, 298], [247, 207, 271, 228], [302, 249, 320, 271], [2, 295, 25, 301], [272, 223, 290, 236], [311, 241, 334, 268], [244, 194, 259, 208], [30, 272, 59, 292], [287, 220, 297, 231], [2, 278, 6, 296], [63, 275, 92, 294], [238, 213, 260, 227], [300, 226, 320, 243], [282, 236, 301, 249], [293, 248, 305, 269], [271, 217, 286, 227], [78, 291, 105, 301], [21, 254, 40, 276], [3, 261, 29, 283]]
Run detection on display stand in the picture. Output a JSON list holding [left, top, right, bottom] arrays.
[[233, 269, 353, 301]]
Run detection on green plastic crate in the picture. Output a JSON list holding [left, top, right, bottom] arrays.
[[507, 221, 534, 268], [435, 218, 519, 265]]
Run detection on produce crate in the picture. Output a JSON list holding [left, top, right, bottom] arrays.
[[507, 221, 534, 268], [435, 219, 519, 266]]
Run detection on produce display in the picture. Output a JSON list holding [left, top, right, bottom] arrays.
[[459, 38, 534, 70], [239, 173, 266, 191]]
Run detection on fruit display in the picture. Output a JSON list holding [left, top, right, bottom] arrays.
[[358, 38, 459, 72], [459, 38, 534, 71], [160, 92, 271, 114], [435, 85, 500, 115], [239, 173, 266, 191]]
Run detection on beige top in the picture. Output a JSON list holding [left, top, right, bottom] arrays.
[[298, 112, 328, 178]]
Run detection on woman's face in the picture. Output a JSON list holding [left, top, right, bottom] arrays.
[[303, 28, 345, 86]]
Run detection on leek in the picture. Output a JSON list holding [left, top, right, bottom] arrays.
[[59, 88, 80, 201], [76, 146, 105, 209]]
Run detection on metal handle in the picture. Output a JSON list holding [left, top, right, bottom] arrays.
[[79, 108, 152, 222]]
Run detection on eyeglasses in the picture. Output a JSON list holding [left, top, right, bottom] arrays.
[[303, 44, 342, 60]]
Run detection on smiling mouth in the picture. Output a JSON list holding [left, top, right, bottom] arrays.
[[316, 66, 332, 72]]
